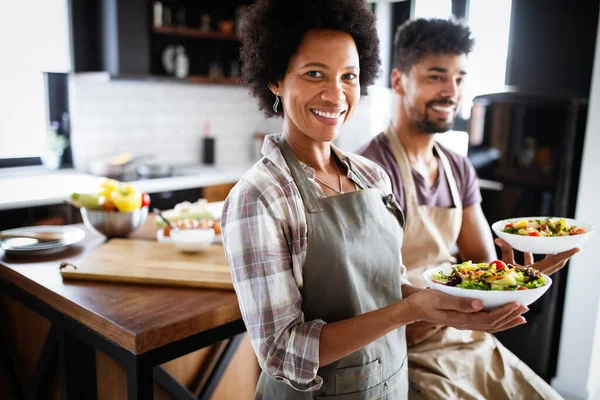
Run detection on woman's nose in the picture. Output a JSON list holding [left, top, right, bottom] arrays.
[[320, 79, 346, 104]]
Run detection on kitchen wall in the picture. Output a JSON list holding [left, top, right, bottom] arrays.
[[69, 74, 393, 171], [552, 5, 600, 399]]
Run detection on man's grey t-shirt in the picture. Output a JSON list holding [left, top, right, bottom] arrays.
[[356, 132, 482, 215]]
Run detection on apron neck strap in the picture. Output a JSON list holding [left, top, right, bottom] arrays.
[[278, 136, 323, 213], [385, 123, 418, 202], [433, 142, 462, 209]]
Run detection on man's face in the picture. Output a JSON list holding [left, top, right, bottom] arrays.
[[399, 53, 468, 134]]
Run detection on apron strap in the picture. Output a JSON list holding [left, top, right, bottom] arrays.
[[385, 123, 419, 212], [278, 137, 323, 213], [433, 142, 462, 210]]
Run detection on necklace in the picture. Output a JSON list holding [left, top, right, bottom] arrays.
[[314, 160, 344, 194]]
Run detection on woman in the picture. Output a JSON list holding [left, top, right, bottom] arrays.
[[221, 1, 528, 398]]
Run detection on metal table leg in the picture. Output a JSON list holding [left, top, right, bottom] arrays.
[[126, 357, 155, 400], [59, 329, 98, 399]]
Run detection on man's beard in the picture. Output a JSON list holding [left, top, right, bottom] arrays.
[[414, 99, 457, 134]]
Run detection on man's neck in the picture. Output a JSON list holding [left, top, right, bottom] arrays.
[[391, 114, 437, 165]]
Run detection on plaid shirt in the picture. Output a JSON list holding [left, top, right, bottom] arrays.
[[221, 135, 408, 394]]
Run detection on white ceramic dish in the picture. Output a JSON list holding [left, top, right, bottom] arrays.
[[170, 228, 215, 253], [491, 217, 594, 254], [0, 226, 85, 256], [422, 265, 552, 310], [156, 228, 221, 244]]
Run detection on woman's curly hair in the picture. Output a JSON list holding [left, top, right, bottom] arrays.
[[393, 18, 474, 73], [239, 0, 381, 118]]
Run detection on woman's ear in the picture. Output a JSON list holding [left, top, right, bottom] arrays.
[[390, 69, 405, 96], [268, 83, 280, 96]]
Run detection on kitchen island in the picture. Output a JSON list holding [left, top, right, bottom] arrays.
[[0, 218, 259, 400]]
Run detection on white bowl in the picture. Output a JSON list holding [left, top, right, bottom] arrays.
[[170, 228, 215, 253], [491, 217, 595, 254], [156, 227, 221, 244], [422, 265, 552, 310]]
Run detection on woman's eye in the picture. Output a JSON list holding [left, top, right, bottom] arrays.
[[343, 73, 358, 80], [307, 71, 324, 78]]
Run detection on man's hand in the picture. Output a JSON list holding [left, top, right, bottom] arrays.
[[407, 289, 527, 333], [495, 238, 579, 276]]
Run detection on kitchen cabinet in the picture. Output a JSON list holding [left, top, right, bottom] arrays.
[[71, 0, 252, 84], [71, 0, 150, 76]]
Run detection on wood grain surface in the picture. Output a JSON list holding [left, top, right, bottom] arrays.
[[59, 239, 233, 289], [0, 217, 243, 354]]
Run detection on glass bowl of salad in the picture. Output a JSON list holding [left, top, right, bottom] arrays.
[[423, 260, 552, 310], [491, 217, 594, 254]]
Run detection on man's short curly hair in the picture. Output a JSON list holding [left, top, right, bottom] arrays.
[[393, 18, 474, 73], [239, 0, 381, 118]]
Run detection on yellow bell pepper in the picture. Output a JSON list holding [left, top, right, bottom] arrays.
[[110, 183, 142, 212], [99, 178, 121, 198], [515, 219, 528, 229]]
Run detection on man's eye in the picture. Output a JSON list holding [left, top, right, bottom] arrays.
[[343, 73, 358, 80], [457, 78, 464, 85], [429, 75, 442, 81], [307, 71, 324, 78]]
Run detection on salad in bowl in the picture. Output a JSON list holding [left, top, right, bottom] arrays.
[[423, 260, 552, 309], [491, 217, 594, 254]]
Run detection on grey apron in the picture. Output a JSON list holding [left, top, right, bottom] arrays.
[[258, 137, 409, 399]]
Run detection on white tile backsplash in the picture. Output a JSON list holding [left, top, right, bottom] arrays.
[[69, 74, 392, 171]]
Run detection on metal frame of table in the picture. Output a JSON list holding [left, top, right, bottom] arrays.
[[0, 277, 247, 400]]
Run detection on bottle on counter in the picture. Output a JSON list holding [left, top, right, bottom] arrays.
[[153, 2, 163, 27], [202, 121, 215, 165], [176, 7, 186, 27], [163, 5, 172, 26], [174, 46, 189, 79], [200, 14, 211, 31]]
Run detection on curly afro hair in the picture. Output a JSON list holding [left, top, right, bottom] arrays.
[[239, 0, 381, 118], [393, 18, 474, 73]]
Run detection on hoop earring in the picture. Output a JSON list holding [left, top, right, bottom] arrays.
[[273, 91, 280, 113]]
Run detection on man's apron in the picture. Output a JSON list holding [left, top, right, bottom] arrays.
[[256, 137, 409, 399], [385, 124, 563, 400]]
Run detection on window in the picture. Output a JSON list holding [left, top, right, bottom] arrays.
[[412, 0, 452, 19], [0, 0, 71, 166], [461, 0, 512, 118], [0, 72, 48, 160]]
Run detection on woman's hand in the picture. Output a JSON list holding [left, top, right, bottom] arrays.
[[494, 238, 579, 276], [406, 289, 528, 333]]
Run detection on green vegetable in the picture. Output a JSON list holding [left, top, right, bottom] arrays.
[[70, 193, 101, 210], [458, 281, 490, 290]]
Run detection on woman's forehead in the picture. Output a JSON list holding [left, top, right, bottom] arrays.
[[289, 29, 360, 69]]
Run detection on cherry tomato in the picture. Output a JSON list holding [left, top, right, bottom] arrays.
[[570, 227, 586, 235], [490, 260, 507, 270], [141, 192, 151, 208], [518, 286, 528, 291], [505, 222, 513, 229], [528, 231, 541, 237]]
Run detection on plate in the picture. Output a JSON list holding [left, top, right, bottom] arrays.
[[422, 265, 552, 310], [491, 217, 594, 254], [0, 226, 85, 256]]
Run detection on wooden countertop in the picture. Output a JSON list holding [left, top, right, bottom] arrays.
[[0, 216, 242, 355]]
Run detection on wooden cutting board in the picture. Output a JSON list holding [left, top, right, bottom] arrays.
[[60, 239, 234, 289]]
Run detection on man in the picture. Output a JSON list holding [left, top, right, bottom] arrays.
[[357, 18, 578, 400]]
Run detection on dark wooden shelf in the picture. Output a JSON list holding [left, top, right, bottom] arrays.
[[153, 26, 239, 41], [187, 75, 240, 85]]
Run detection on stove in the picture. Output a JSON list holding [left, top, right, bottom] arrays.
[[104, 163, 211, 182]]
